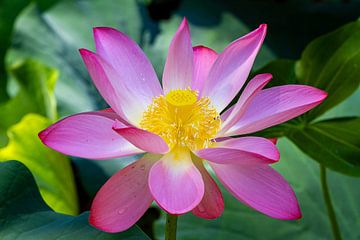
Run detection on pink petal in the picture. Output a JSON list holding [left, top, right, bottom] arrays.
[[148, 149, 204, 214], [93, 27, 162, 101], [210, 162, 301, 220], [219, 73, 272, 135], [191, 46, 218, 95], [162, 18, 193, 93], [112, 119, 169, 154], [39, 111, 143, 160], [90, 154, 158, 232], [80, 49, 147, 125], [225, 85, 328, 136], [195, 137, 279, 165], [201, 24, 267, 112], [192, 160, 224, 219]]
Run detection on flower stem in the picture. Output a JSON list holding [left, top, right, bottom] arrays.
[[165, 213, 178, 240], [320, 164, 342, 240]]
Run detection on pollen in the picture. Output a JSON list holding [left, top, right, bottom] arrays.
[[140, 89, 221, 151]]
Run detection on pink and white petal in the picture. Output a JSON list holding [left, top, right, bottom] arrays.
[[192, 160, 224, 219], [80, 49, 146, 125], [162, 18, 193, 93], [210, 162, 301, 220], [225, 85, 328, 136], [191, 46, 218, 95], [149, 149, 204, 214], [195, 137, 279, 165], [93, 27, 162, 100], [90, 154, 158, 233], [201, 24, 267, 112], [39, 111, 143, 160], [112, 119, 169, 154], [219, 73, 272, 135]]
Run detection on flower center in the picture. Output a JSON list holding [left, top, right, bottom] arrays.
[[140, 88, 221, 151]]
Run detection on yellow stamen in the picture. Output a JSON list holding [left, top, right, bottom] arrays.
[[165, 89, 198, 106], [140, 88, 221, 151]]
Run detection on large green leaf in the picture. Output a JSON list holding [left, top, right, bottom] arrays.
[[0, 114, 78, 215], [154, 138, 360, 240], [288, 117, 360, 176], [0, 0, 29, 101], [0, 0, 60, 101], [295, 20, 360, 121], [0, 160, 150, 239], [0, 59, 57, 146]]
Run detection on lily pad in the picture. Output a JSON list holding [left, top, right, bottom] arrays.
[[0, 160, 150, 239], [0, 114, 78, 215]]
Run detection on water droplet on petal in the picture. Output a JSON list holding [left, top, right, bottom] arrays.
[[117, 207, 127, 215], [140, 165, 145, 171]]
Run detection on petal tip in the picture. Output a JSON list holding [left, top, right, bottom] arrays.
[[93, 26, 115, 34], [93, 27, 128, 47], [259, 23, 267, 30], [181, 16, 189, 25], [286, 205, 302, 220], [308, 86, 328, 103], [319, 89, 328, 100], [261, 72, 273, 79], [178, 17, 190, 33], [255, 23, 267, 39], [193, 45, 217, 54], [79, 48, 95, 59], [38, 128, 48, 143], [268, 138, 278, 145]]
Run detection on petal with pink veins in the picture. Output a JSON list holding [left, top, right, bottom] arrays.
[[90, 154, 158, 233], [201, 24, 267, 112], [80, 49, 149, 125], [195, 137, 279, 165], [192, 159, 224, 219], [38, 111, 143, 160], [191, 46, 218, 95], [162, 18, 194, 93], [209, 162, 302, 220], [93, 27, 162, 101], [219, 73, 272, 135], [224, 85, 327, 136], [112, 119, 169, 154], [149, 149, 204, 214]]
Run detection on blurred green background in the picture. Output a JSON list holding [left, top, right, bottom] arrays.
[[0, 0, 359, 239]]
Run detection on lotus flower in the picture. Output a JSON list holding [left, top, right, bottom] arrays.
[[39, 18, 327, 233]]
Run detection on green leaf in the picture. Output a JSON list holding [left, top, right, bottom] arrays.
[[0, 0, 29, 101], [0, 59, 57, 146], [252, 59, 298, 88], [0, 160, 150, 239], [0, 114, 78, 215], [0, 0, 60, 102], [295, 20, 360, 121], [154, 138, 360, 239], [287, 117, 360, 176]]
